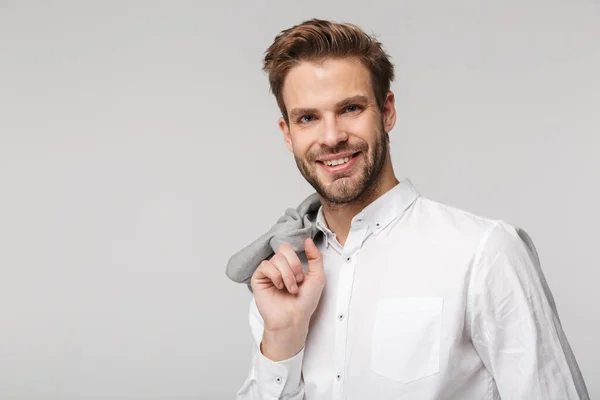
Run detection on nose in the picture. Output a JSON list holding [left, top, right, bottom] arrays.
[[318, 114, 349, 148]]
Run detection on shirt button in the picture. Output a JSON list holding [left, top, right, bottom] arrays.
[[336, 373, 342, 380], [346, 256, 351, 262], [275, 377, 282, 384], [338, 313, 344, 321]]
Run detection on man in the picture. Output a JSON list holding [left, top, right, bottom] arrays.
[[230, 19, 589, 399]]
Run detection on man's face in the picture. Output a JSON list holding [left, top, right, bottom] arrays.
[[279, 58, 394, 204]]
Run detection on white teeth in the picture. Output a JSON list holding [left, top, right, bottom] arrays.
[[325, 156, 350, 166]]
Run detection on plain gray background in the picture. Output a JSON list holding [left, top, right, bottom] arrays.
[[0, 1, 598, 399]]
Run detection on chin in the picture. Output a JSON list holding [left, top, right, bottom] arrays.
[[321, 179, 366, 203]]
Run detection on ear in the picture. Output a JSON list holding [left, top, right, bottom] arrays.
[[279, 117, 293, 153], [382, 91, 397, 133]]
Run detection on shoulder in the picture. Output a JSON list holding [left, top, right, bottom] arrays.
[[408, 196, 535, 257], [409, 195, 501, 242]]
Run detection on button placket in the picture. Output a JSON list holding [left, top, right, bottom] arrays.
[[332, 224, 369, 400]]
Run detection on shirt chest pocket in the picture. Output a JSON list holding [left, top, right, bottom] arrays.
[[371, 297, 444, 384]]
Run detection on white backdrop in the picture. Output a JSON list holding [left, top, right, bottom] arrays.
[[0, 1, 598, 398]]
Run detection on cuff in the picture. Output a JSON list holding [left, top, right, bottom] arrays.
[[255, 346, 305, 398]]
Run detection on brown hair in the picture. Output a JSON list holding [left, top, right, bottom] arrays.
[[263, 18, 395, 124]]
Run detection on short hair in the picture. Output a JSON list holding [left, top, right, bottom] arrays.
[[263, 18, 395, 124]]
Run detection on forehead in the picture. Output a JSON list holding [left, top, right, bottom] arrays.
[[282, 58, 374, 109]]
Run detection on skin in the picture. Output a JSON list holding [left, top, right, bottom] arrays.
[[280, 57, 399, 245], [251, 57, 400, 361]]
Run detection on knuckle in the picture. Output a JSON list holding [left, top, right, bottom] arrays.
[[256, 261, 270, 274], [272, 268, 283, 280], [290, 256, 302, 270], [278, 244, 295, 259], [280, 267, 292, 280], [279, 243, 292, 252], [283, 270, 294, 282], [273, 253, 285, 266]]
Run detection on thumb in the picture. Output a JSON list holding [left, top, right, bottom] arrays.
[[304, 238, 324, 274]]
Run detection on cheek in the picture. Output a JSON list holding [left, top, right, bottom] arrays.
[[289, 134, 312, 157], [345, 118, 379, 146], [344, 112, 378, 132]]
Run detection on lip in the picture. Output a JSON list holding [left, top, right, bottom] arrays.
[[318, 152, 359, 162], [317, 152, 360, 174]]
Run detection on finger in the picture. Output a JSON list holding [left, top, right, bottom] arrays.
[[277, 243, 305, 283], [270, 253, 299, 294], [304, 238, 324, 275], [253, 260, 284, 290]]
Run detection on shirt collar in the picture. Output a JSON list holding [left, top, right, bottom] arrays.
[[315, 178, 420, 240]]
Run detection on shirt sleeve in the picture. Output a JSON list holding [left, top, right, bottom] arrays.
[[236, 296, 305, 400], [467, 221, 589, 399]]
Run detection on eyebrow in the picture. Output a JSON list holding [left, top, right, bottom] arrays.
[[288, 95, 370, 121]]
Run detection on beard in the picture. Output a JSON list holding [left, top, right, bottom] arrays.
[[294, 125, 389, 205]]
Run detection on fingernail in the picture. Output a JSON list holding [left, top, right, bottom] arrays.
[[296, 273, 304, 282], [292, 283, 298, 291]]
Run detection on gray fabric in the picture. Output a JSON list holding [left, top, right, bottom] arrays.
[[225, 192, 322, 291]]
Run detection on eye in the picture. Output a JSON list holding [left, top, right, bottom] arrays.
[[344, 104, 363, 113], [298, 115, 315, 124]]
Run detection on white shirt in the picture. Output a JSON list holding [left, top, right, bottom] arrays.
[[236, 179, 588, 399]]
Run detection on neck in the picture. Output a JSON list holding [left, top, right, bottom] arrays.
[[320, 159, 398, 246]]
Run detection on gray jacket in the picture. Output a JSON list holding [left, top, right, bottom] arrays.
[[225, 192, 322, 291]]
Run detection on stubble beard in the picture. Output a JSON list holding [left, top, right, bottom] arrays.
[[294, 127, 389, 206]]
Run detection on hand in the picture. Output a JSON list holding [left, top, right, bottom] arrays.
[[250, 238, 326, 360]]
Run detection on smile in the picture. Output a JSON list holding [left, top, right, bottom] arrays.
[[318, 152, 360, 173], [324, 156, 351, 167]]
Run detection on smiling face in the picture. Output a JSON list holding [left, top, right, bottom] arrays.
[[279, 57, 396, 204]]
